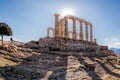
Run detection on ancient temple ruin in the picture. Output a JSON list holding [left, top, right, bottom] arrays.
[[38, 13, 114, 56], [47, 13, 96, 43]]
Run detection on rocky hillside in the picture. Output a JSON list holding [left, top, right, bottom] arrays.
[[0, 40, 120, 80]]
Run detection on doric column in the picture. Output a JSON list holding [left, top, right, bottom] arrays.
[[64, 16, 69, 39], [61, 19, 65, 38], [72, 18, 76, 40], [85, 23, 88, 41], [79, 20, 83, 40], [90, 24, 93, 42], [58, 21, 61, 37], [54, 13, 59, 37]]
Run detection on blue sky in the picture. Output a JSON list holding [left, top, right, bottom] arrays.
[[0, 0, 120, 48]]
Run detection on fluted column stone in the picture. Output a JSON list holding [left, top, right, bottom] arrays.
[[65, 17, 69, 39], [90, 24, 93, 42], [85, 23, 88, 41], [72, 18, 76, 40], [53, 29, 55, 37], [54, 13, 59, 37], [79, 21, 83, 40], [58, 21, 61, 37], [61, 19, 65, 38]]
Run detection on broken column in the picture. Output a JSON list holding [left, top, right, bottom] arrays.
[[54, 13, 60, 37], [79, 20, 83, 40], [85, 23, 88, 42], [47, 28, 55, 37], [47, 27, 49, 37], [94, 38, 97, 44]]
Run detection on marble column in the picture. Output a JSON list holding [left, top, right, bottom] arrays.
[[64, 17, 69, 38], [79, 20, 83, 40], [58, 21, 61, 37], [61, 19, 65, 38], [54, 13, 59, 37], [72, 18, 76, 40], [90, 24, 93, 42], [85, 23, 88, 41], [47, 28, 49, 37], [53, 29, 55, 37]]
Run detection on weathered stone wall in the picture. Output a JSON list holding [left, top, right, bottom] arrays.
[[99, 46, 108, 51], [38, 37, 108, 53]]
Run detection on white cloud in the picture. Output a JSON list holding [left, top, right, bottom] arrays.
[[105, 38, 108, 41], [111, 37, 119, 41], [108, 42, 120, 49], [104, 37, 120, 49]]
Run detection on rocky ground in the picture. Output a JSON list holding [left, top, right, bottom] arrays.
[[0, 41, 120, 80]]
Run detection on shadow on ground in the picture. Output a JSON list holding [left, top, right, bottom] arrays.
[[0, 52, 120, 80]]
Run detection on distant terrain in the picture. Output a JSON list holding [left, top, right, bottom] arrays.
[[110, 48, 120, 54]]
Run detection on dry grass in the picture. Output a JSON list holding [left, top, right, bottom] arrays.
[[0, 57, 17, 67]]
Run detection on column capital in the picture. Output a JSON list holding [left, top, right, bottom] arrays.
[[54, 13, 60, 17], [85, 22, 88, 25], [61, 19, 65, 22], [64, 16, 68, 19], [89, 23, 92, 26], [79, 20, 83, 23], [72, 18, 76, 21]]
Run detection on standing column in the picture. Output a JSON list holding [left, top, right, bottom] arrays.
[[53, 29, 55, 37], [58, 21, 61, 37], [64, 17, 69, 39], [72, 18, 76, 40], [90, 24, 93, 42], [47, 27, 49, 37], [85, 23, 88, 41], [79, 20, 83, 40], [61, 19, 65, 38], [54, 13, 59, 37]]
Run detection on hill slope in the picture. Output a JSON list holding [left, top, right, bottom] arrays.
[[0, 40, 120, 80]]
